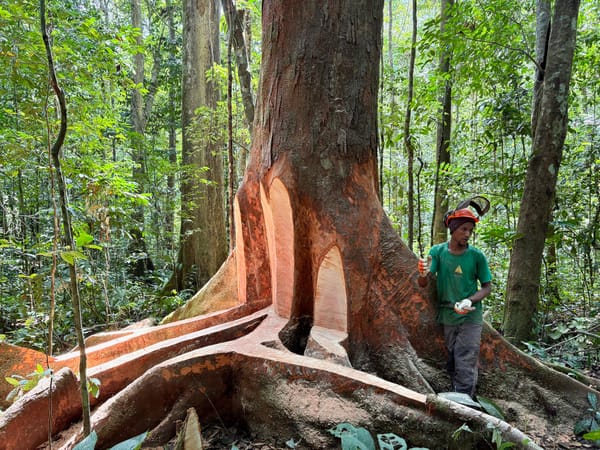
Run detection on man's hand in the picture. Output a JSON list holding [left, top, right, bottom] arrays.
[[454, 298, 474, 314], [418, 256, 431, 277]]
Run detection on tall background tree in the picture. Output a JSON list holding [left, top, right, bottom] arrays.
[[503, 0, 581, 344], [431, 0, 453, 246], [164, 0, 228, 295]]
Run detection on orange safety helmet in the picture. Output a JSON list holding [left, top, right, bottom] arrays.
[[444, 208, 479, 228]]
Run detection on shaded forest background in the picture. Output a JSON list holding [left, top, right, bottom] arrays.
[[0, 0, 598, 379]]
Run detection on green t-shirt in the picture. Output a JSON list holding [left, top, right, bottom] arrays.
[[429, 242, 492, 325]]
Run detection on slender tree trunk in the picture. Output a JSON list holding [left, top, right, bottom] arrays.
[[532, 0, 551, 139], [40, 0, 91, 435], [129, 0, 155, 279], [431, 0, 453, 245], [403, 0, 417, 252], [222, 0, 255, 135], [503, 0, 581, 344], [165, 0, 178, 248]]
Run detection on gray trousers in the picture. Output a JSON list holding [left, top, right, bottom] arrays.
[[443, 322, 482, 397]]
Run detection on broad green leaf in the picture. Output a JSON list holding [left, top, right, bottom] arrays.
[[329, 423, 358, 438], [588, 392, 598, 410], [355, 427, 376, 450], [377, 433, 407, 450], [72, 431, 98, 450], [60, 250, 87, 265], [477, 396, 505, 420], [583, 429, 600, 440], [75, 231, 94, 247], [438, 392, 481, 408], [574, 417, 593, 435], [341, 434, 370, 450], [5, 377, 21, 386], [108, 431, 148, 450]]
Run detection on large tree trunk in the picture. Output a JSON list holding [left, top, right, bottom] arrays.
[[167, 0, 228, 294], [1, 1, 596, 450], [503, 0, 580, 344]]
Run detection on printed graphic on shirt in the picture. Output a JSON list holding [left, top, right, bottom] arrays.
[[455, 265, 463, 274]]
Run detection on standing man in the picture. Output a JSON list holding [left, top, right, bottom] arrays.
[[418, 208, 492, 398]]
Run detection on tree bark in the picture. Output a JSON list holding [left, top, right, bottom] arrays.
[[531, 0, 551, 139], [164, 0, 179, 246], [169, 0, 228, 294], [221, 0, 255, 134], [431, 0, 453, 245], [403, 0, 417, 251], [503, 0, 581, 344], [128, 0, 155, 279]]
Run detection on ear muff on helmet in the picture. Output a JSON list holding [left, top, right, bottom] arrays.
[[444, 208, 479, 228]]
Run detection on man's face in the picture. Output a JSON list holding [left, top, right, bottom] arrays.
[[452, 221, 475, 248]]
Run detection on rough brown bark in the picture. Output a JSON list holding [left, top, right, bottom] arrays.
[[503, 0, 581, 344], [431, 0, 453, 246], [128, 0, 155, 279], [404, 0, 417, 251], [221, 0, 255, 133], [167, 0, 228, 293]]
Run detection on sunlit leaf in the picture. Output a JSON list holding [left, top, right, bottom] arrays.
[[72, 431, 98, 450], [107, 431, 148, 450]]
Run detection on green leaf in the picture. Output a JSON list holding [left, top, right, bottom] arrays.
[[588, 392, 598, 410], [75, 231, 94, 247], [438, 392, 481, 408], [341, 434, 370, 450], [87, 377, 101, 399], [574, 417, 593, 435], [329, 423, 358, 438], [60, 250, 87, 265], [107, 431, 148, 450], [72, 431, 98, 450], [5, 377, 21, 387], [377, 433, 407, 450], [476, 396, 505, 420], [6, 388, 19, 403], [355, 427, 376, 450], [452, 423, 473, 440], [583, 429, 600, 440], [285, 438, 299, 448]]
